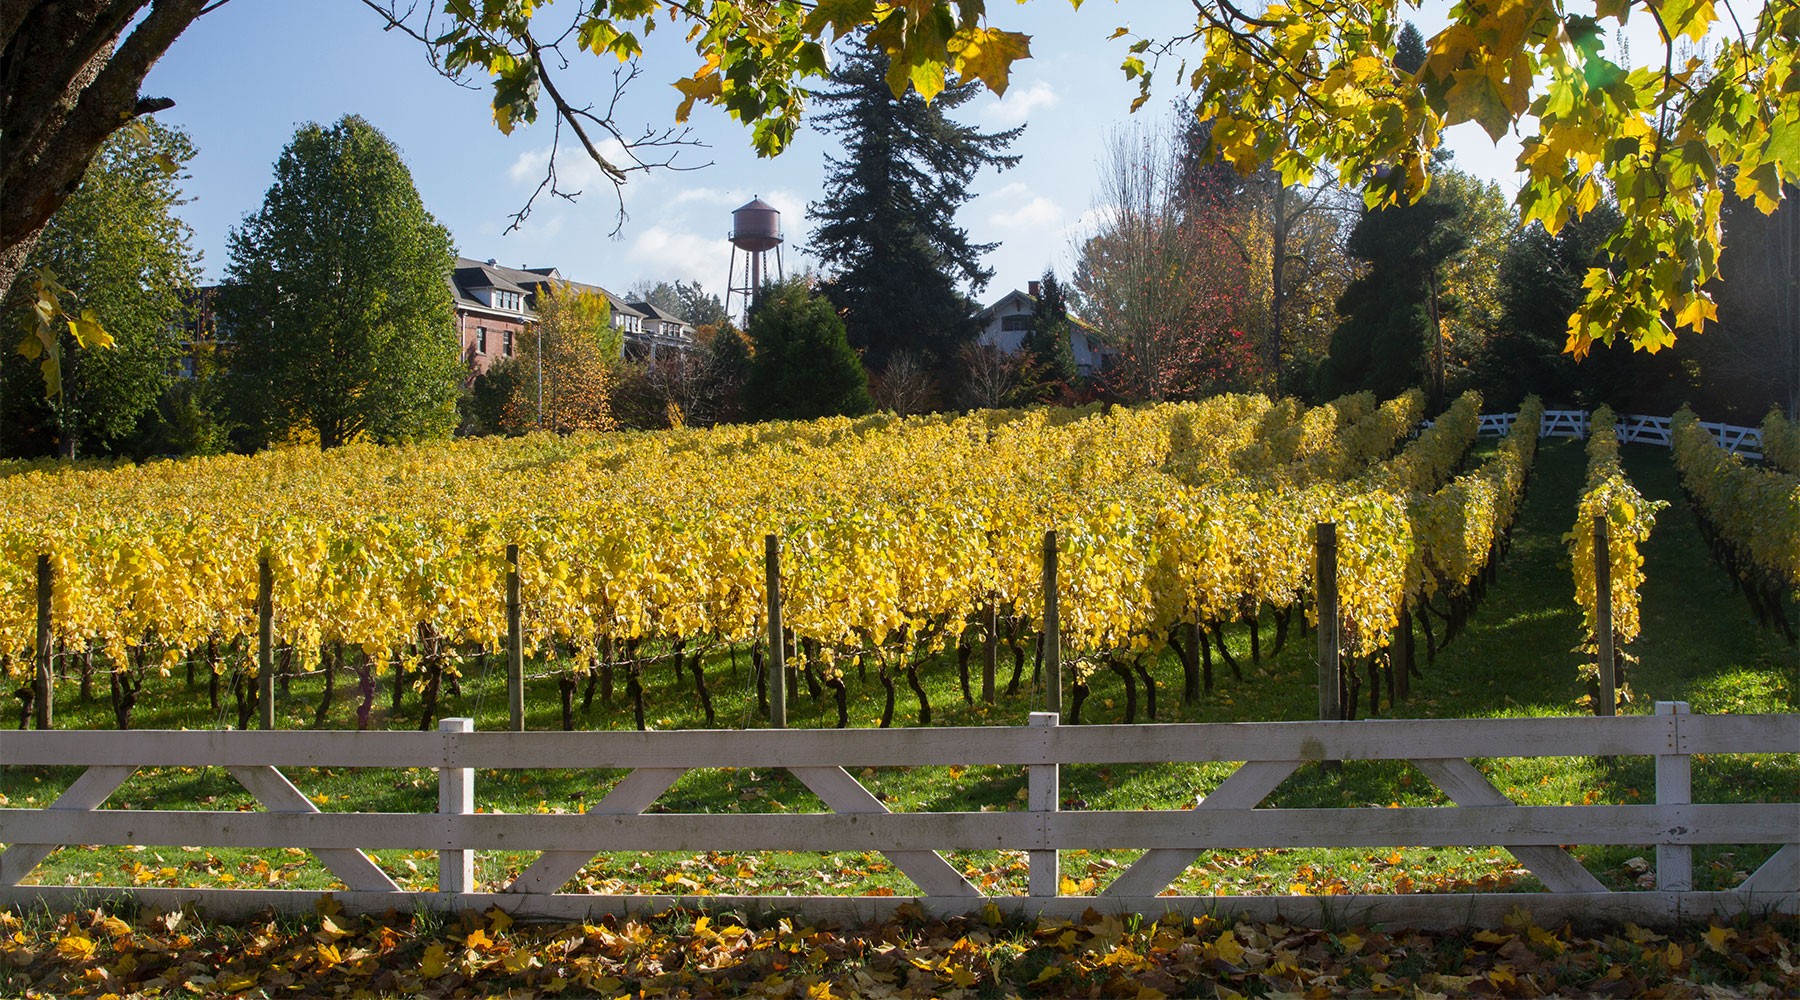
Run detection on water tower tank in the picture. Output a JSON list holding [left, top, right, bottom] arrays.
[[731, 198, 783, 252]]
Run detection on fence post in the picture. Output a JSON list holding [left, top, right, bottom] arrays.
[[1028, 711, 1060, 897], [34, 554, 51, 730], [258, 555, 275, 730], [1655, 701, 1692, 892], [1315, 523, 1339, 724], [765, 534, 786, 729], [1043, 530, 1061, 719], [1593, 517, 1616, 717], [438, 717, 475, 895], [982, 594, 997, 705], [506, 544, 524, 732]]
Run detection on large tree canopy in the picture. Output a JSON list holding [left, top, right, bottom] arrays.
[[4, 0, 1795, 361], [1, 120, 200, 459], [808, 43, 1021, 372], [219, 115, 462, 449]]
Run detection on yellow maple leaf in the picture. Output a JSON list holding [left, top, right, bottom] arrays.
[[948, 26, 1031, 96], [1701, 924, 1736, 954], [55, 933, 97, 961], [419, 943, 450, 978], [1214, 929, 1246, 965]]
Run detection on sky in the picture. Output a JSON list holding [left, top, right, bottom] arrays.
[[142, 1, 1539, 307]]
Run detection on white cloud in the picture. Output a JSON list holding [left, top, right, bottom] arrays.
[[507, 139, 636, 194], [671, 187, 744, 207], [1065, 205, 1116, 242], [627, 226, 732, 286], [990, 181, 1033, 201], [981, 81, 1058, 125], [989, 195, 1064, 230]]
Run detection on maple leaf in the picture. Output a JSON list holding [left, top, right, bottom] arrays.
[[419, 942, 450, 978], [1214, 929, 1247, 965], [1702, 925, 1737, 955], [54, 933, 97, 961]]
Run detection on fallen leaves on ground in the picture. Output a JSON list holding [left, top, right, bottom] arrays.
[[0, 900, 1792, 998]]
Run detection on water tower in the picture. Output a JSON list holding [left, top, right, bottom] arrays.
[[726, 197, 784, 325]]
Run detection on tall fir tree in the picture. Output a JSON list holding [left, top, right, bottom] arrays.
[[807, 43, 1022, 373], [1022, 268, 1077, 394], [219, 116, 462, 449]]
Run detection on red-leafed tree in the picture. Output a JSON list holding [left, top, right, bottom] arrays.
[[1073, 123, 1265, 402]]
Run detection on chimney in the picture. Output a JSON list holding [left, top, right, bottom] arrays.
[[1029, 280, 1041, 298]]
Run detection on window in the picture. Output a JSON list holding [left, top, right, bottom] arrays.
[[1001, 314, 1032, 332], [503, 330, 514, 356], [476, 327, 488, 355]]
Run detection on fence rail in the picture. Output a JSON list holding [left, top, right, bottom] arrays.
[[0, 703, 1793, 926], [1471, 408, 1765, 459]]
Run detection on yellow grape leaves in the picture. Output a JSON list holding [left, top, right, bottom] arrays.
[[0, 393, 1492, 680]]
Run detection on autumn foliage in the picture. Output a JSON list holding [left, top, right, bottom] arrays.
[[498, 282, 619, 435], [2, 898, 1794, 998]]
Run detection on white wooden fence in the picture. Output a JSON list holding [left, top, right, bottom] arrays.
[[0, 703, 1793, 927], [1471, 408, 1765, 459]]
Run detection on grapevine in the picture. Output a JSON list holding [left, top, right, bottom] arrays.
[[0, 391, 1482, 728], [1671, 408, 1800, 640], [1565, 405, 1664, 711], [1762, 407, 1800, 475]]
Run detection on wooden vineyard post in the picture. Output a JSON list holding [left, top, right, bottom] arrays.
[[1315, 523, 1340, 724], [34, 554, 51, 730], [1042, 531, 1061, 719], [982, 594, 997, 705], [765, 534, 786, 729], [258, 555, 275, 730], [1028, 711, 1060, 897], [1593, 517, 1616, 717], [506, 544, 524, 732], [438, 717, 475, 894], [1655, 701, 1692, 891]]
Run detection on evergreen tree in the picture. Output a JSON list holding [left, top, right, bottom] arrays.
[[219, 115, 461, 449], [1395, 22, 1428, 75], [1318, 154, 1474, 404], [1023, 269, 1078, 390], [807, 43, 1022, 373], [742, 279, 873, 421], [0, 121, 200, 458]]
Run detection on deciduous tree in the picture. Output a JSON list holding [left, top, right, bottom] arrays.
[[4, 0, 1796, 368], [502, 282, 620, 434], [219, 115, 461, 449], [1074, 123, 1264, 402], [0, 121, 199, 458]]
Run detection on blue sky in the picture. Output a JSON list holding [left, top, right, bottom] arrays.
[[144, 1, 1530, 305]]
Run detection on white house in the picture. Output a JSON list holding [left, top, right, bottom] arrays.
[[974, 282, 1112, 376]]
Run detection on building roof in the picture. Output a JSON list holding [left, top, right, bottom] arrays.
[[975, 288, 1103, 338], [625, 300, 692, 326], [450, 256, 644, 319]]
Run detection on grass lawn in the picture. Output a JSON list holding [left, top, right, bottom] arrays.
[[3, 439, 1793, 902]]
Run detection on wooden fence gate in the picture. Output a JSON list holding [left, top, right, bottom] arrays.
[[0, 703, 1794, 927]]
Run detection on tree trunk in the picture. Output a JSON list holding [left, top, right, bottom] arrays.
[[1, 2, 206, 305]]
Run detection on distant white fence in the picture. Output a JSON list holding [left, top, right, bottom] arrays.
[[0, 703, 1793, 926], [1473, 409, 1764, 460]]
